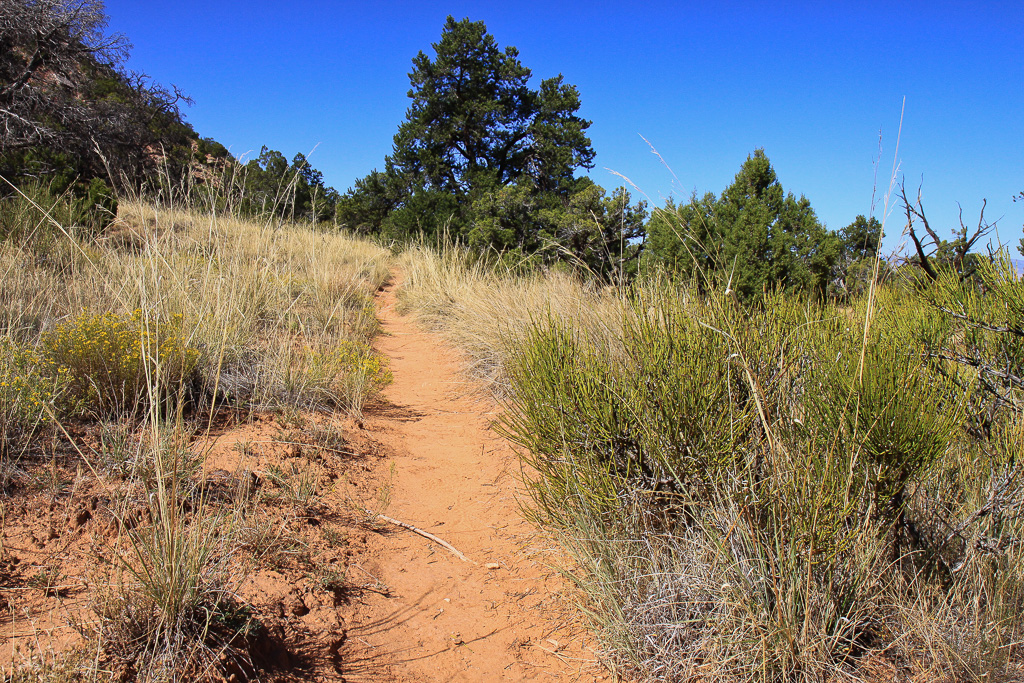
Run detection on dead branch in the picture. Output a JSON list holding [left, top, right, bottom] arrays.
[[899, 179, 994, 281], [375, 513, 476, 564], [901, 181, 939, 281]]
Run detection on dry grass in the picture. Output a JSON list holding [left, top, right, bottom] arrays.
[[0, 192, 394, 680], [396, 243, 628, 394], [1, 198, 392, 415]]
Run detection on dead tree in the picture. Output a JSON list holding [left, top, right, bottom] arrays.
[[899, 179, 993, 282], [0, 0, 189, 183]]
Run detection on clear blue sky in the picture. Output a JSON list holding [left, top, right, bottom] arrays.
[[102, 0, 1023, 254]]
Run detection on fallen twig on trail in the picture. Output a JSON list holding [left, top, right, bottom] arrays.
[[375, 513, 476, 564]]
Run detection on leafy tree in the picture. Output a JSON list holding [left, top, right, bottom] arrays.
[[234, 147, 338, 223], [338, 16, 648, 276], [645, 193, 720, 282], [336, 170, 400, 234], [466, 179, 646, 277], [468, 182, 554, 254], [551, 183, 647, 277]]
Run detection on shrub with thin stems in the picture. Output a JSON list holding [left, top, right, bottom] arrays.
[[398, 241, 1024, 682], [0, 337, 67, 463]]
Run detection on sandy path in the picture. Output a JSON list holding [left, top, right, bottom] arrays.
[[339, 273, 604, 682]]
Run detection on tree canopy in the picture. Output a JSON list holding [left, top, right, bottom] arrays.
[[339, 15, 645, 277], [387, 16, 594, 199], [646, 150, 842, 300]]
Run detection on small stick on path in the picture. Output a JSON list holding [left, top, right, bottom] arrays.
[[376, 513, 476, 565]]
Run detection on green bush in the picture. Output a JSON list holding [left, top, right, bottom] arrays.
[[500, 277, 1022, 681], [502, 294, 750, 529]]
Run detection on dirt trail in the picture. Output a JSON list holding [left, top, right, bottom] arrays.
[[339, 273, 604, 682]]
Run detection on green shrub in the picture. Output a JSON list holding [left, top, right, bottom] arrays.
[[499, 278, 1023, 681], [502, 295, 750, 529], [0, 179, 117, 244], [43, 310, 200, 418]]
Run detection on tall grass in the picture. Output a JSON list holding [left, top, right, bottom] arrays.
[[399, 244, 1024, 682], [0, 184, 394, 677], [1, 197, 392, 416], [396, 242, 626, 393]]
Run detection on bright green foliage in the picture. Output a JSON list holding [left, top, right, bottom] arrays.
[[644, 192, 720, 278], [233, 146, 339, 223], [646, 149, 841, 300], [335, 170, 400, 234], [43, 311, 200, 417], [550, 183, 647, 277], [502, 295, 748, 529], [840, 215, 883, 262], [807, 321, 964, 514]]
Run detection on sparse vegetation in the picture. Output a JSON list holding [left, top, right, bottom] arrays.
[[0, 184, 392, 679]]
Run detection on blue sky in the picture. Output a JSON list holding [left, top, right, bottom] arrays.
[[102, 0, 1023, 254]]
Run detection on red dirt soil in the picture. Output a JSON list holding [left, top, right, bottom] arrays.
[[0, 272, 608, 682], [336, 274, 606, 681]]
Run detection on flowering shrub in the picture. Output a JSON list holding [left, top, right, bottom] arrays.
[[327, 340, 393, 394], [0, 339, 66, 457], [297, 340, 392, 416], [44, 310, 200, 417]]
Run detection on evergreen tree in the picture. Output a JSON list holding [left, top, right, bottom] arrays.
[[837, 215, 884, 297], [387, 16, 594, 200], [647, 149, 839, 300], [343, 16, 598, 241], [339, 16, 647, 278]]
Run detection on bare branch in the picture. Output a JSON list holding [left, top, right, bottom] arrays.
[[899, 179, 994, 282], [900, 180, 939, 281]]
